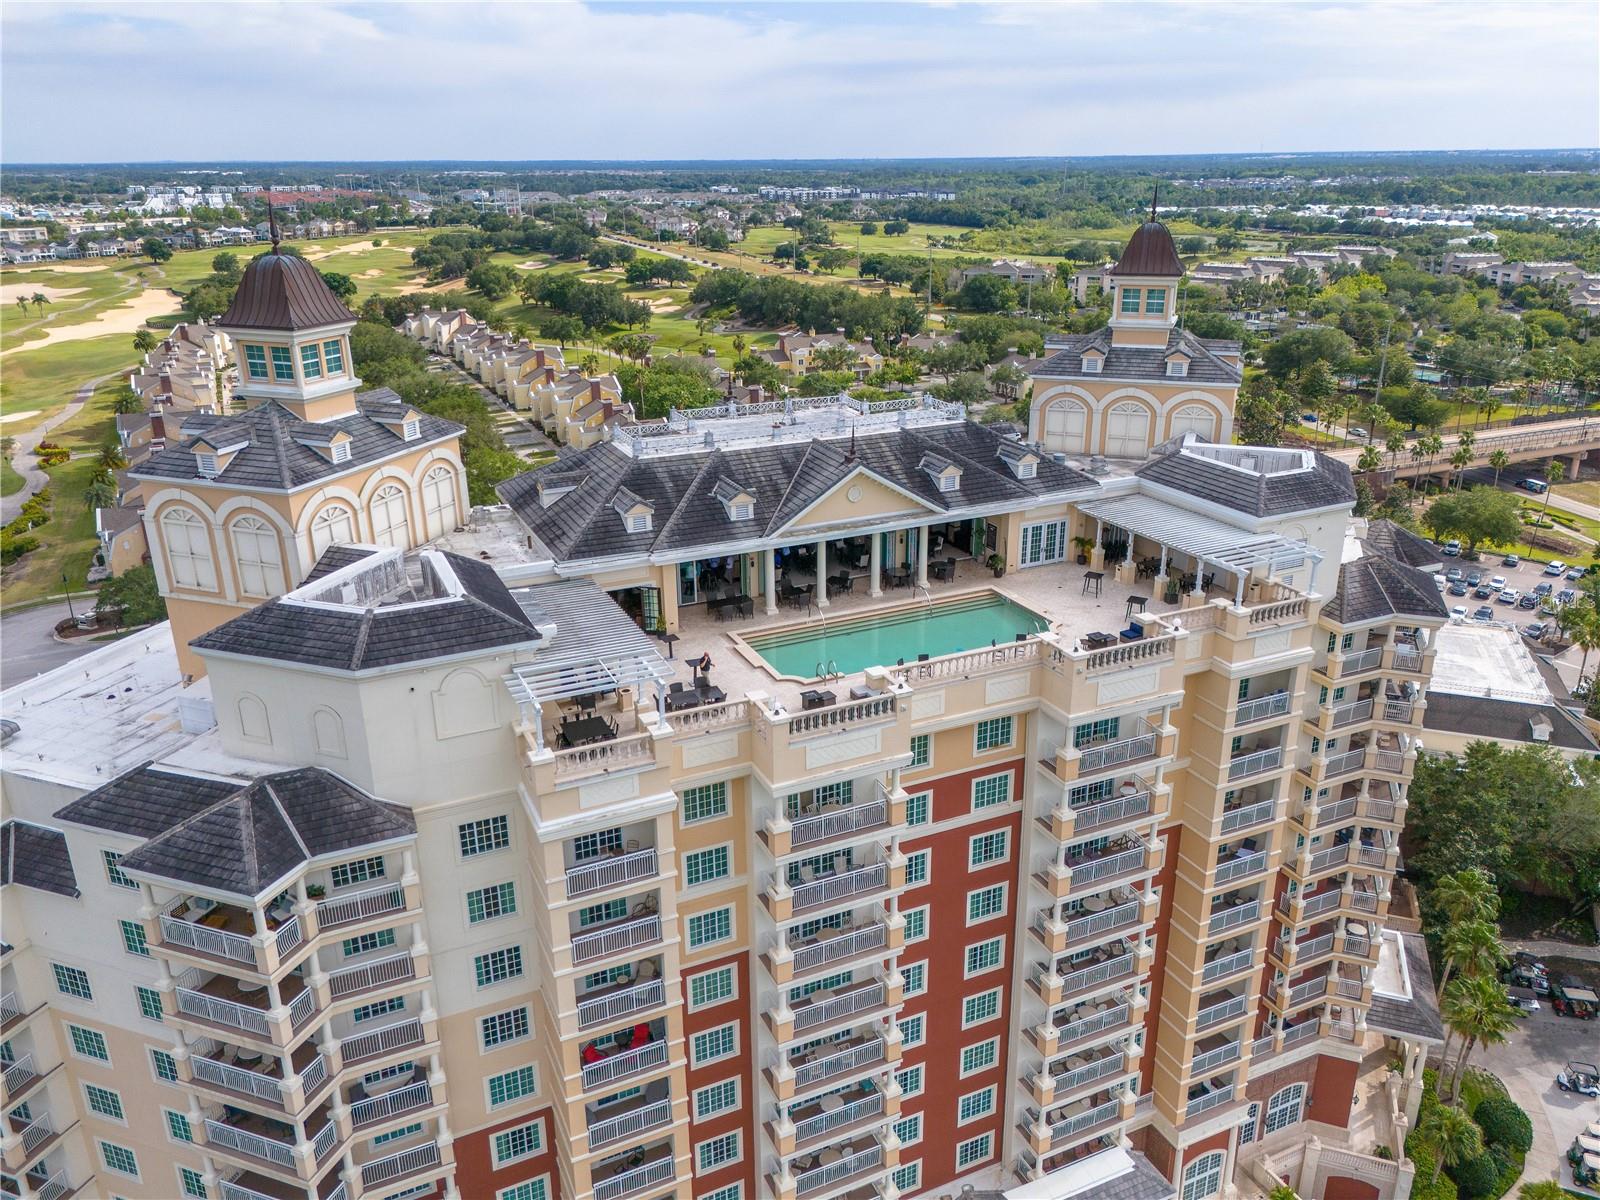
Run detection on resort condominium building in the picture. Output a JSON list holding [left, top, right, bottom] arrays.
[[0, 221, 1447, 1200]]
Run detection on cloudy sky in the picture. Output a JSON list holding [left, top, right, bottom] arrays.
[[4, 1, 1596, 163]]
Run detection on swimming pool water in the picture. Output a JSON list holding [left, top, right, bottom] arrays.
[[747, 594, 1049, 679]]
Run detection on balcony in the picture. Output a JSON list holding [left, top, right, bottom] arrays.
[[1031, 889, 1149, 956], [775, 1033, 892, 1100], [1273, 930, 1336, 970], [1030, 1045, 1129, 1107], [157, 899, 306, 974], [779, 978, 894, 1041], [358, 1141, 445, 1195], [1033, 992, 1135, 1057], [1040, 779, 1153, 842], [1212, 846, 1269, 888], [1073, 719, 1159, 777], [314, 882, 408, 933], [571, 911, 663, 967], [581, 1031, 670, 1092], [11, 1113, 66, 1168], [768, 857, 898, 922], [764, 785, 896, 858], [1327, 646, 1383, 678], [1037, 835, 1152, 901], [187, 1037, 331, 1112], [1034, 941, 1140, 1007], [6, 1165, 80, 1200], [792, 1138, 885, 1198], [1184, 1081, 1236, 1119], [566, 848, 660, 901], [1, 1051, 50, 1106], [221, 1169, 346, 1200], [1200, 942, 1255, 985], [328, 949, 418, 1003], [1227, 745, 1283, 782], [577, 974, 667, 1031], [592, 1143, 676, 1200], [1219, 795, 1276, 836], [0, 989, 35, 1035], [1195, 990, 1248, 1032], [340, 1017, 429, 1071], [1207, 895, 1260, 938], [768, 915, 894, 985], [173, 969, 316, 1045], [1390, 642, 1426, 673], [1236, 691, 1292, 726], [790, 1084, 890, 1150], [1027, 1093, 1124, 1156], [1330, 698, 1375, 729], [202, 1104, 337, 1175], [586, 1083, 674, 1151], [1188, 1036, 1242, 1077], [348, 1072, 435, 1132]]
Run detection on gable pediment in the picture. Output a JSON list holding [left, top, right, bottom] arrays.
[[782, 465, 940, 533]]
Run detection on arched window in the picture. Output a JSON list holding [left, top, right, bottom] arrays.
[[369, 484, 410, 549], [423, 465, 459, 539], [161, 507, 217, 591], [230, 515, 285, 597], [1105, 401, 1152, 458], [1170, 404, 1217, 443], [1264, 1082, 1306, 1134], [311, 707, 347, 758], [237, 694, 271, 743], [1042, 398, 1088, 454], [310, 504, 356, 557], [1181, 1151, 1226, 1200], [1238, 1101, 1260, 1145]]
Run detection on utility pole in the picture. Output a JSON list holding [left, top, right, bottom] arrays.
[[1375, 318, 1394, 405]]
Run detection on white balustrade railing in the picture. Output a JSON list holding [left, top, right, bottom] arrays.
[[1208, 899, 1259, 936], [566, 848, 660, 899], [1066, 841, 1147, 887], [3, 1053, 36, 1094], [1228, 746, 1283, 780], [792, 923, 888, 974], [204, 1118, 296, 1168], [1314, 797, 1358, 827], [1196, 995, 1247, 1029], [272, 915, 303, 957], [796, 1144, 883, 1196], [553, 731, 656, 779], [360, 1141, 442, 1188], [571, 914, 662, 965], [1392, 646, 1424, 671], [588, 1097, 673, 1149], [286, 987, 317, 1030], [1293, 889, 1343, 919], [794, 1093, 885, 1143], [1281, 932, 1335, 963], [341, 1018, 425, 1063], [594, 1155, 676, 1200], [1220, 798, 1276, 834], [793, 1039, 884, 1090], [1056, 953, 1135, 998], [784, 694, 897, 738], [1372, 748, 1406, 773], [316, 883, 405, 928], [1342, 934, 1374, 959], [0, 990, 20, 1025], [1063, 899, 1142, 947], [1185, 1085, 1236, 1118], [1202, 948, 1254, 983], [1331, 698, 1375, 728], [1288, 977, 1330, 1005], [351, 1080, 432, 1128], [1336, 647, 1383, 676], [1350, 892, 1380, 912], [577, 979, 665, 1029], [177, 986, 271, 1036], [1214, 850, 1267, 886], [794, 983, 886, 1032], [1054, 1052, 1125, 1095], [582, 1039, 669, 1091], [1066, 789, 1152, 834], [1336, 977, 1366, 999], [1190, 1041, 1241, 1074], [18, 1113, 54, 1156], [328, 950, 415, 999], [34, 1171, 72, 1200], [790, 862, 888, 912], [311, 1120, 338, 1162], [1237, 692, 1292, 724], [1053, 1001, 1130, 1047], [161, 912, 257, 964], [1384, 699, 1415, 723], [192, 1052, 286, 1103], [790, 798, 888, 848], [1077, 722, 1158, 774], [1321, 749, 1367, 777], [1308, 844, 1353, 875], [1252, 1033, 1278, 1060], [1048, 1098, 1120, 1143]]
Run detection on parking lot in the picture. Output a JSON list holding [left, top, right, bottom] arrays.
[[1434, 549, 1590, 633]]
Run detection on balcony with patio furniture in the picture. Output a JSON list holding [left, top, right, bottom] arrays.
[[1022, 1085, 1130, 1157], [1205, 888, 1262, 939], [768, 969, 902, 1044], [583, 1080, 675, 1154], [1029, 988, 1141, 1059], [778, 1132, 890, 1200], [172, 967, 319, 1048], [763, 844, 904, 923], [1387, 629, 1431, 675], [1226, 733, 1285, 783], [1210, 836, 1270, 889], [1050, 717, 1163, 783], [1036, 769, 1158, 845], [1199, 933, 1257, 986], [1270, 923, 1339, 973], [199, 1096, 339, 1181], [1032, 935, 1149, 1008], [1030, 1132, 1122, 1182], [1187, 1031, 1244, 1080], [778, 1075, 896, 1157], [153, 893, 309, 977], [1218, 785, 1278, 837], [761, 778, 902, 859], [185, 1035, 334, 1116], [1025, 1038, 1132, 1107], [567, 893, 664, 969], [578, 1019, 671, 1094], [765, 905, 900, 985], [1232, 673, 1295, 728], [1184, 1072, 1239, 1119], [767, 1030, 899, 1103], [590, 1138, 677, 1200], [575, 956, 668, 1031], [1033, 832, 1156, 903], [340, 1061, 440, 1138]]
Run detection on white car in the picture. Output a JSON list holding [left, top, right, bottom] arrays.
[[1490, 575, 1507, 590], [1545, 560, 1567, 576], [1433, 574, 1448, 589], [1450, 604, 1468, 620], [1442, 540, 1462, 556]]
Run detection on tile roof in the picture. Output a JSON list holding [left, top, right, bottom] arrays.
[[1035, 326, 1242, 385], [1136, 442, 1355, 517], [1360, 519, 1443, 570], [498, 421, 1099, 564], [219, 251, 356, 331], [1367, 931, 1445, 1043], [1323, 555, 1450, 624], [302, 544, 379, 583], [56, 764, 244, 837], [1422, 693, 1600, 752], [130, 389, 463, 491], [1, 820, 79, 897]]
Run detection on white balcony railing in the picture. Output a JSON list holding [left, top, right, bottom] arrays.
[[1190, 1041, 1241, 1075], [1065, 841, 1148, 888], [578, 979, 666, 1030], [571, 914, 662, 965], [1055, 953, 1136, 998], [316, 883, 406, 929], [790, 862, 889, 912], [18, 1113, 55, 1157], [1052, 1000, 1131, 1048], [588, 1097, 673, 1150], [1207, 899, 1259, 937], [350, 1080, 433, 1129], [1331, 698, 1374, 728], [1053, 1052, 1125, 1095], [595, 1155, 676, 1200], [1196, 994, 1248, 1030], [2, 1053, 36, 1096], [794, 1093, 886, 1144], [341, 1018, 425, 1064], [1228, 746, 1283, 781], [1288, 977, 1330, 1006], [1321, 749, 1367, 778], [204, 1118, 296, 1168], [582, 1039, 669, 1091], [793, 1038, 885, 1091], [792, 923, 888, 974], [160, 913, 257, 964], [328, 950, 415, 999], [566, 848, 660, 900], [1202, 948, 1254, 983], [1076, 721, 1158, 775], [177, 986, 270, 1036], [1220, 798, 1276, 834], [192, 1053, 286, 1104], [1065, 789, 1152, 834], [791, 798, 889, 849], [1213, 850, 1268, 886], [1335, 647, 1383, 676], [0, 990, 21, 1025], [796, 1145, 884, 1196], [1236, 692, 1292, 725], [361, 1141, 442, 1189], [1047, 1098, 1121, 1144], [793, 983, 887, 1033], [1062, 898, 1142, 947], [1185, 1084, 1236, 1118]]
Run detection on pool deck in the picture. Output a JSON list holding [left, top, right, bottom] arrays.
[[667, 556, 1210, 714]]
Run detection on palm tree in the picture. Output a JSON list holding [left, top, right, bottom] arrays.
[[1434, 867, 1499, 924], [1443, 974, 1516, 1104], [98, 443, 128, 473], [132, 329, 158, 354], [1565, 597, 1600, 684], [1519, 1181, 1571, 1200], [1542, 459, 1566, 528], [31, 291, 48, 314], [1418, 1102, 1483, 1183], [1357, 446, 1382, 473], [82, 473, 118, 511], [1387, 431, 1406, 470], [1361, 403, 1385, 441], [1488, 449, 1510, 488], [731, 333, 747, 358]]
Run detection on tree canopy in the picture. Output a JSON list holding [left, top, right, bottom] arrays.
[[1424, 487, 1521, 553]]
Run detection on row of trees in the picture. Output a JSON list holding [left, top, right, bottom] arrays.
[[689, 269, 924, 345]]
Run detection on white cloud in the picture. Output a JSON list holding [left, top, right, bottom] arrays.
[[1, 0, 1594, 161]]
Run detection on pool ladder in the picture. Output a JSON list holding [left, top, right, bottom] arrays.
[[814, 659, 843, 684]]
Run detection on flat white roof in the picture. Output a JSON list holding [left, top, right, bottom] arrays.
[[1431, 621, 1552, 705], [1006, 1145, 1136, 1200]]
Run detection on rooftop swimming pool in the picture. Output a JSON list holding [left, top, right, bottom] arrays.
[[742, 592, 1050, 680]]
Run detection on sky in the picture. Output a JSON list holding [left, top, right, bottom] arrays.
[[3, 0, 1597, 164]]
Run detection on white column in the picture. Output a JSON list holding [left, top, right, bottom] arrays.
[[869, 533, 882, 597], [816, 537, 829, 608], [765, 547, 778, 615], [916, 525, 929, 588]]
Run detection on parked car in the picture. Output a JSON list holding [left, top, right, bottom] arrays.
[[1466, 571, 1483, 587], [1451, 605, 1468, 620], [1301, 413, 1318, 424], [1442, 540, 1462, 557], [1533, 581, 1554, 597], [1448, 581, 1469, 597], [1473, 606, 1495, 622], [1348, 427, 1368, 439], [1474, 585, 1495, 600], [1502, 553, 1521, 566], [1523, 622, 1548, 640], [1505, 986, 1541, 1013], [1517, 594, 1539, 610], [1568, 566, 1587, 580], [1511, 951, 1548, 975], [1520, 478, 1550, 493], [1490, 575, 1507, 590], [1433, 573, 1448, 589], [1505, 964, 1551, 992], [1559, 588, 1578, 606], [1551, 974, 1599, 1018], [1498, 588, 1519, 605], [1557, 1062, 1600, 1096], [1545, 560, 1567, 576], [1445, 566, 1463, 581]]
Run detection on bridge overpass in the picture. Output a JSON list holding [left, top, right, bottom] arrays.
[[1326, 415, 1600, 484]]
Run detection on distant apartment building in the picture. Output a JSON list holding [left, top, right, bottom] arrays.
[[950, 260, 1055, 290]]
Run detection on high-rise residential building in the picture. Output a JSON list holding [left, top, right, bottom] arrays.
[[1, 219, 1447, 1200]]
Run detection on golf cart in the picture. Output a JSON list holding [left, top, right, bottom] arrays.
[[1557, 1061, 1600, 1097], [1551, 974, 1599, 1019], [1569, 1122, 1600, 1187], [1505, 985, 1540, 1014]]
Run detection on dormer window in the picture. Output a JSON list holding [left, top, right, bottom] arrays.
[[1167, 359, 1188, 378], [628, 513, 652, 533], [402, 418, 421, 441], [270, 346, 294, 382], [322, 339, 345, 375], [1082, 355, 1102, 374], [330, 441, 351, 464], [938, 473, 958, 493], [1016, 460, 1037, 479], [1119, 287, 1141, 314], [731, 500, 753, 520], [196, 452, 218, 477]]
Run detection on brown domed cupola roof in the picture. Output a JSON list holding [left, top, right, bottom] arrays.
[[219, 251, 356, 331], [1111, 219, 1184, 278]]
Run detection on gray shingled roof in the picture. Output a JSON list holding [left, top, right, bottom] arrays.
[[130, 389, 462, 491], [1, 821, 79, 898], [1323, 555, 1450, 625], [498, 421, 1098, 564], [1035, 326, 1241, 385], [302, 544, 378, 583], [65, 766, 414, 899], [190, 550, 540, 673], [1360, 519, 1443, 571], [1367, 931, 1445, 1043], [1423, 693, 1600, 752], [1136, 443, 1355, 518]]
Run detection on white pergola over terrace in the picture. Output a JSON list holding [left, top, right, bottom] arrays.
[[502, 579, 674, 749], [1078, 494, 1322, 603]]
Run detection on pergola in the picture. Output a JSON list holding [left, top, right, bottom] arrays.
[[1078, 494, 1322, 603], [502, 579, 674, 750]]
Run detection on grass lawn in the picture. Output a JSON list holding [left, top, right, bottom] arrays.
[[1, 454, 105, 607], [1, 450, 24, 496], [1554, 480, 1600, 508], [0, 331, 139, 424]]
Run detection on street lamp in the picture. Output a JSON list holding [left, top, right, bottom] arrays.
[[62, 572, 76, 624]]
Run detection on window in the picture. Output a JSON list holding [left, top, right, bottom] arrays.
[[100, 1141, 139, 1178], [1019, 519, 1069, 567], [905, 790, 931, 827], [965, 937, 1004, 976], [363, 1061, 415, 1086], [230, 515, 286, 597], [963, 988, 1002, 1027], [695, 1077, 739, 1119], [902, 961, 927, 996], [961, 1037, 999, 1076], [1167, 358, 1188, 377], [572, 828, 623, 861], [1264, 1082, 1305, 1134], [701, 1186, 742, 1200], [1145, 288, 1167, 315], [1105, 400, 1152, 458], [682, 781, 729, 823], [897, 1013, 925, 1047], [352, 996, 406, 1023], [498, 1181, 549, 1200], [956, 1132, 994, 1170], [967, 883, 1007, 923], [1081, 354, 1103, 373], [69, 1024, 109, 1061], [161, 508, 217, 590], [244, 344, 268, 379], [492, 1119, 543, 1166], [487, 1065, 538, 1107], [150, 1048, 178, 1082], [179, 1167, 208, 1199], [373, 1122, 423, 1146], [270, 345, 294, 381], [692, 1023, 738, 1066], [892, 1162, 922, 1192], [1238, 1102, 1260, 1146], [578, 899, 627, 927], [368, 482, 412, 548], [481, 1007, 530, 1048], [136, 986, 164, 1022], [166, 1110, 194, 1143], [894, 1112, 924, 1146], [1119, 286, 1142, 313], [903, 905, 928, 942], [299, 343, 323, 379], [118, 920, 150, 957], [971, 772, 1012, 810], [85, 1083, 124, 1120], [975, 715, 1014, 752], [959, 1084, 997, 1123], [460, 814, 510, 857], [310, 503, 356, 555], [102, 849, 136, 889], [896, 1063, 925, 1097], [467, 882, 517, 924], [342, 928, 397, 957], [909, 734, 930, 768], [330, 855, 385, 888], [1182, 1151, 1225, 1200], [904, 849, 930, 886], [685, 845, 730, 888], [322, 339, 345, 375], [697, 1131, 741, 1173], [475, 946, 524, 987], [688, 965, 737, 1011], [423, 465, 459, 539], [1074, 716, 1121, 748], [1043, 398, 1088, 452], [969, 829, 1009, 867], [688, 907, 733, 949], [53, 962, 93, 1000]]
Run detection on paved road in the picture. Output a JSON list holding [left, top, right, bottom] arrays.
[[1, 369, 124, 525], [1505, 939, 1600, 963], [0, 597, 102, 689]]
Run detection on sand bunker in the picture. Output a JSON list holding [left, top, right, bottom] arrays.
[[358, 268, 385, 278], [514, 261, 550, 271], [1, 286, 181, 358], [0, 409, 42, 425], [304, 240, 387, 262], [0, 282, 88, 306], [416, 278, 468, 295]]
